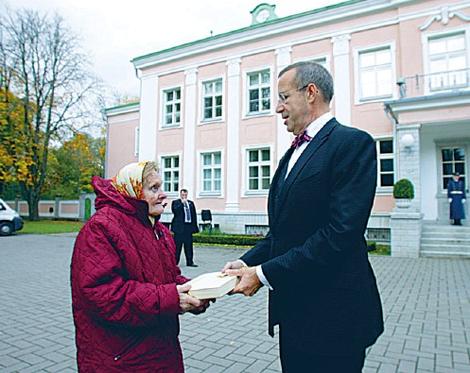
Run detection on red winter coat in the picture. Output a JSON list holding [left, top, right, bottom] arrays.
[[71, 176, 189, 372]]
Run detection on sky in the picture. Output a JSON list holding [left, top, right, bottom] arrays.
[[2, 0, 343, 100]]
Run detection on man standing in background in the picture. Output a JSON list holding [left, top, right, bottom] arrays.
[[171, 189, 199, 267]]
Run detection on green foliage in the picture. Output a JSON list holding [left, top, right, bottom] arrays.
[[41, 133, 105, 199], [193, 232, 264, 246], [393, 178, 414, 199]]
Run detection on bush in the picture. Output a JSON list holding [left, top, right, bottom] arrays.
[[193, 232, 264, 246], [393, 178, 414, 199]]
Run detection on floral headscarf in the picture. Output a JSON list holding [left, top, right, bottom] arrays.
[[112, 161, 159, 225], [112, 161, 148, 200]]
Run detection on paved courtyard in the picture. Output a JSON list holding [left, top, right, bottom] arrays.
[[0, 234, 470, 372]]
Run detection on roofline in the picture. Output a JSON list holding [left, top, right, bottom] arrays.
[[105, 101, 140, 116], [131, 0, 367, 68]]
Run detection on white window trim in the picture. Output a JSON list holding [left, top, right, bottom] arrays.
[[159, 85, 183, 130], [242, 65, 274, 119], [198, 75, 225, 125], [134, 127, 140, 157], [374, 136, 395, 193], [196, 148, 225, 198], [353, 42, 397, 105], [436, 140, 469, 194], [159, 152, 182, 197], [422, 25, 470, 96], [241, 144, 274, 196], [292, 54, 331, 71]]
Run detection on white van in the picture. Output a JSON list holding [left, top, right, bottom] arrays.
[[0, 198, 24, 236]]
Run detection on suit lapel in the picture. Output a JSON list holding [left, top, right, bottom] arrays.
[[268, 147, 294, 223], [276, 119, 338, 214]]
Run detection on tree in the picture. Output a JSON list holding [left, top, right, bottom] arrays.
[[42, 133, 105, 199], [0, 9, 99, 219]]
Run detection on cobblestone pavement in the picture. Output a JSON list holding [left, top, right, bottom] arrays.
[[0, 233, 470, 372]]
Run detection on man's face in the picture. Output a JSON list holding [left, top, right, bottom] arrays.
[[275, 68, 310, 135], [180, 191, 188, 200]]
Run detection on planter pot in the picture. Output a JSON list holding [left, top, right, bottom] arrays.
[[395, 198, 412, 208]]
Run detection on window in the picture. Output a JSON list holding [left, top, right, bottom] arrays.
[[359, 47, 393, 100], [201, 152, 222, 194], [161, 156, 179, 193], [247, 70, 270, 114], [247, 148, 271, 191], [163, 88, 181, 127], [202, 79, 223, 121], [428, 33, 467, 91], [377, 140, 394, 187], [441, 147, 466, 190]]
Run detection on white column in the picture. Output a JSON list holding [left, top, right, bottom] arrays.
[[332, 34, 351, 125], [138, 74, 158, 161], [183, 68, 198, 200], [275, 46, 292, 163], [225, 58, 241, 212]]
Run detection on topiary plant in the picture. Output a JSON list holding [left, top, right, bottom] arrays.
[[393, 178, 414, 199]]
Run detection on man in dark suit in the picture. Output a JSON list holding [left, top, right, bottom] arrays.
[[224, 61, 383, 372], [171, 189, 199, 267]]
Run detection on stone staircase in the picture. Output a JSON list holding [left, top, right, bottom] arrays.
[[421, 222, 470, 258]]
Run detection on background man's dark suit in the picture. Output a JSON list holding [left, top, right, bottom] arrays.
[[171, 197, 198, 266], [241, 118, 383, 363]]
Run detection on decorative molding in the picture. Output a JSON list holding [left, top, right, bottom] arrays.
[[332, 34, 351, 57], [420, 6, 470, 31], [184, 68, 198, 85], [226, 58, 241, 77]]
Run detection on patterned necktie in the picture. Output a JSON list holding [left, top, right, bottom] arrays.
[[291, 130, 312, 149]]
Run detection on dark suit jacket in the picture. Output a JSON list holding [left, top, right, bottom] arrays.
[[241, 118, 384, 355], [170, 199, 199, 235]]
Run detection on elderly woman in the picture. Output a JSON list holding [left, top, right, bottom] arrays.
[[71, 161, 209, 372]]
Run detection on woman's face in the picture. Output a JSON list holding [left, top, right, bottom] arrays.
[[142, 171, 167, 216]]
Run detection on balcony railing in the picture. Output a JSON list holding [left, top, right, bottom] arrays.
[[397, 68, 470, 99]]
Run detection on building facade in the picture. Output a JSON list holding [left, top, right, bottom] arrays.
[[105, 0, 470, 250]]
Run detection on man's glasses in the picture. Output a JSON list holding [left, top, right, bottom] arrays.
[[278, 84, 310, 104]]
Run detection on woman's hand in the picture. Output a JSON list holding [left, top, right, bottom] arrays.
[[176, 283, 210, 314]]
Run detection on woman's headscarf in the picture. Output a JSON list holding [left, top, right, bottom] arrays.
[[112, 161, 157, 225], [112, 161, 147, 200]]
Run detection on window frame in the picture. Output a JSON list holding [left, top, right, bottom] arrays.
[[246, 147, 272, 194], [134, 127, 140, 157], [242, 144, 273, 196], [354, 42, 396, 104], [160, 85, 182, 129], [375, 137, 395, 192], [242, 66, 274, 118], [422, 27, 469, 95], [197, 149, 224, 197], [160, 154, 181, 196], [199, 77, 224, 124]]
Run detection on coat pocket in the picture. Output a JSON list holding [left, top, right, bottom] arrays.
[[113, 334, 145, 361]]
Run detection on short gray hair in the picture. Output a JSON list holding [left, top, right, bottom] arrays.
[[279, 61, 334, 103]]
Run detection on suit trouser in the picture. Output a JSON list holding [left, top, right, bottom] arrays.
[[175, 224, 194, 265], [279, 326, 366, 373]]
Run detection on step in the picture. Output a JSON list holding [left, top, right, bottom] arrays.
[[421, 250, 470, 259], [421, 231, 470, 239], [421, 238, 470, 246], [422, 225, 470, 233], [421, 243, 470, 253]]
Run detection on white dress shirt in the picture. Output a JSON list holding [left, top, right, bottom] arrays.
[[256, 112, 333, 290]]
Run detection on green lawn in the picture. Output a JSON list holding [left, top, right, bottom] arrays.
[[19, 220, 84, 234]]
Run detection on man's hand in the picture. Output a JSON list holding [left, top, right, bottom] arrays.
[[177, 283, 210, 314], [448, 198, 452, 203], [224, 267, 262, 297], [222, 259, 245, 273]]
